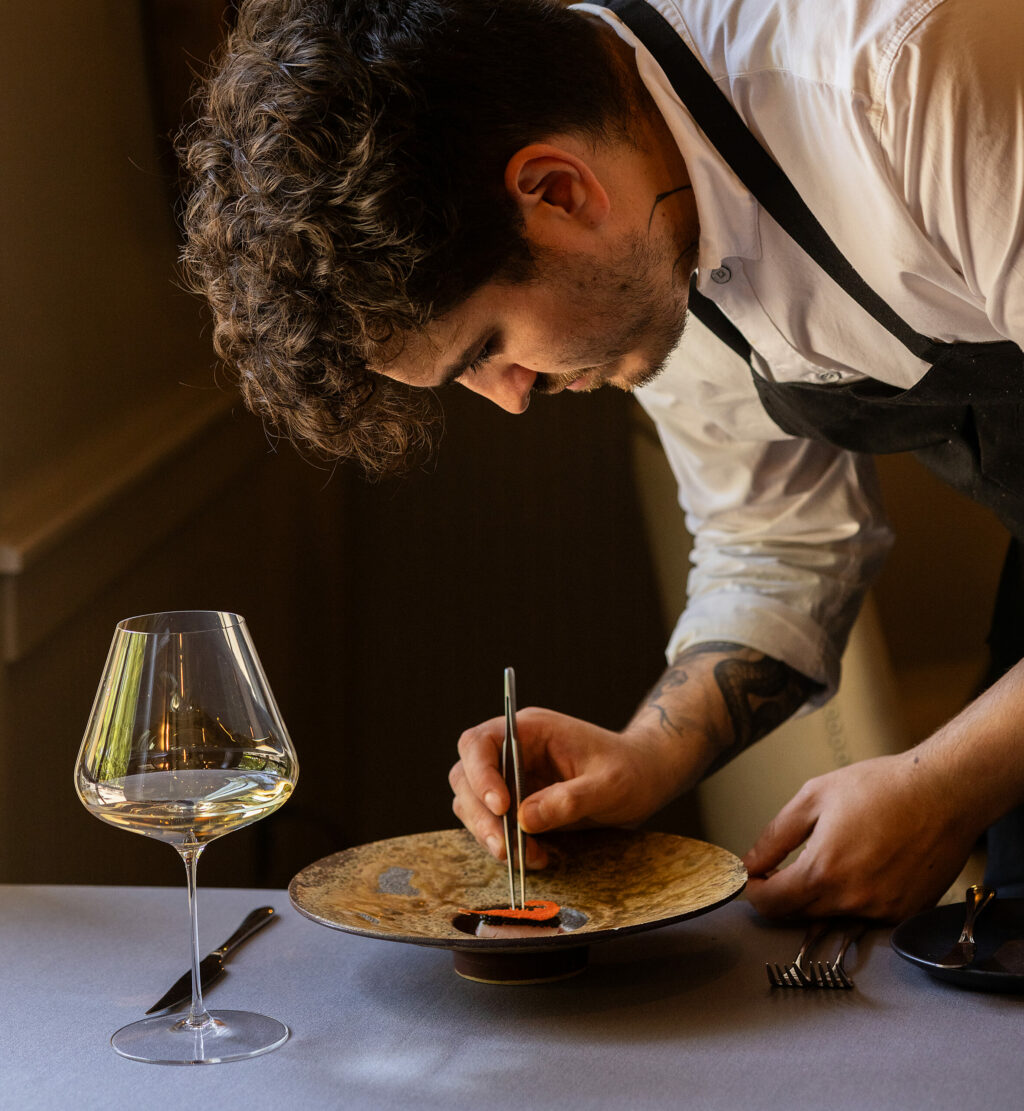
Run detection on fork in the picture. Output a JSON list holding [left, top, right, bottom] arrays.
[[807, 922, 867, 989], [766, 920, 832, 988], [765, 961, 811, 988]]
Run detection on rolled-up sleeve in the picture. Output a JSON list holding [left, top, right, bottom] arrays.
[[635, 312, 894, 703]]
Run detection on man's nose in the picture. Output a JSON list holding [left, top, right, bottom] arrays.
[[458, 363, 536, 413]]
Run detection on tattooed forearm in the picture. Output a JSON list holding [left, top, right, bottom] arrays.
[[644, 663, 696, 735], [642, 641, 745, 738], [707, 650, 820, 772], [641, 641, 822, 775]]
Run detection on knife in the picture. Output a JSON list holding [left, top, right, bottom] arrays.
[[146, 905, 277, 1013], [934, 883, 996, 969]]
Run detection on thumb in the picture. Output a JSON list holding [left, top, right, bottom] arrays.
[[518, 777, 590, 834], [742, 795, 817, 877]]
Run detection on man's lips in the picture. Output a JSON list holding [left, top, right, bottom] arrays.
[[538, 363, 615, 394], [565, 370, 601, 392]]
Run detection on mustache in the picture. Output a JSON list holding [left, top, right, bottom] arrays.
[[530, 375, 570, 396], [531, 368, 596, 395]]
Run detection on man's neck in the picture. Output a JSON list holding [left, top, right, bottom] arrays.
[[590, 14, 695, 248]]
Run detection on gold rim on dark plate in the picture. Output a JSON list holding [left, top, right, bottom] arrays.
[[288, 827, 747, 955]]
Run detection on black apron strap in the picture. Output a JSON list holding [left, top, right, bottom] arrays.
[[604, 0, 943, 361], [688, 278, 751, 362], [605, 0, 1024, 539]]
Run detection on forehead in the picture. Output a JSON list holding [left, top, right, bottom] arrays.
[[378, 307, 478, 386], [376, 279, 517, 386]]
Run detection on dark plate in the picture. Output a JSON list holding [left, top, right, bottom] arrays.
[[890, 898, 1024, 992], [289, 828, 747, 983]]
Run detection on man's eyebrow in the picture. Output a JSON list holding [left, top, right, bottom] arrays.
[[437, 335, 489, 387]]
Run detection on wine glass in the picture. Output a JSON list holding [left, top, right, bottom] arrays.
[[74, 610, 299, 1064]]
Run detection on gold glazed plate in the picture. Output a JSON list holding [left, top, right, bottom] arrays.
[[289, 828, 746, 982]]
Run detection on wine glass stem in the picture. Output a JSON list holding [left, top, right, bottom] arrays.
[[178, 842, 213, 1029]]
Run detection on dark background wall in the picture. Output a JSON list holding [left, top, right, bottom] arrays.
[[335, 387, 669, 855]]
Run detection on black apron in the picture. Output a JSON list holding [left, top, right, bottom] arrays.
[[605, 0, 1024, 892]]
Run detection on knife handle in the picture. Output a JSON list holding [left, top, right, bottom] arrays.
[[212, 905, 276, 958]]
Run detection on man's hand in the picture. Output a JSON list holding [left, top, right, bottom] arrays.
[[449, 707, 686, 869], [745, 660, 1024, 920], [742, 750, 984, 921], [449, 642, 817, 868]]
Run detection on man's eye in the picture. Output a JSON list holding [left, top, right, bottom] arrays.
[[464, 343, 494, 376]]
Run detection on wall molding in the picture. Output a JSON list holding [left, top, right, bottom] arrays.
[[0, 386, 266, 662]]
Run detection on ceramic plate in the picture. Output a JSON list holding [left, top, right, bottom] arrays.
[[289, 828, 747, 982], [890, 897, 1024, 992]]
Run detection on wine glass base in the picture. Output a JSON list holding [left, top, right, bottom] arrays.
[[111, 1010, 289, 1065]]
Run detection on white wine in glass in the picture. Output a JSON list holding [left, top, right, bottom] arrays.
[[74, 610, 299, 1064]]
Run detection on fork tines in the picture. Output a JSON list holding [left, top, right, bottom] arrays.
[[767, 921, 862, 991], [765, 962, 812, 989], [808, 960, 854, 990]]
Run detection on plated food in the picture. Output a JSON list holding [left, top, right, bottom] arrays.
[[456, 899, 565, 938], [289, 827, 747, 983]]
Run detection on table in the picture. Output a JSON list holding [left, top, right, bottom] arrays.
[[2, 883, 1021, 1110]]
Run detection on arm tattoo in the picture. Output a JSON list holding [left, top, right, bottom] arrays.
[[645, 664, 696, 735], [643, 641, 822, 774]]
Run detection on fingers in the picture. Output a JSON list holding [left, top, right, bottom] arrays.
[[740, 763, 960, 921], [519, 777, 592, 834], [741, 786, 821, 919], [449, 706, 666, 870], [744, 863, 817, 920], [742, 788, 817, 879], [450, 759, 506, 859], [451, 716, 550, 869], [450, 716, 506, 860], [456, 715, 508, 816], [450, 761, 551, 868], [520, 834, 550, 869]]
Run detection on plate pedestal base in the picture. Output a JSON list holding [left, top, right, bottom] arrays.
[[453, 944, 589, 984]]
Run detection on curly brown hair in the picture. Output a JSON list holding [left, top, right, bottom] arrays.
[[179, 0, 631, 476]]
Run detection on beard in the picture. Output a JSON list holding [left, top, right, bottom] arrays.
[[528, 231, 692, 396]]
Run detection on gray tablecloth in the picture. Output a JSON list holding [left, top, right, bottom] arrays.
[[2, 883, 1021, 1110]]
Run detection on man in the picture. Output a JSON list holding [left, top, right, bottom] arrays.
[[181, 0, 1024, 920]]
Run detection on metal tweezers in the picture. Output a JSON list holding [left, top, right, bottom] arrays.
[[502, 666, 526, 910]]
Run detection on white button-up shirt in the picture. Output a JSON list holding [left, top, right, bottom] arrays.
[[574, 0, 1024, 697]]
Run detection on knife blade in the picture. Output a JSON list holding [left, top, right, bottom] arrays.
[[146, 905, 277, 1014], [502, 667, 526, 910]]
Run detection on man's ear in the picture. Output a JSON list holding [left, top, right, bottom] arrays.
[[505, 143, 611, 242]]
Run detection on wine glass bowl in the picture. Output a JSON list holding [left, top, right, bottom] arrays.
[[74, 610, 299, 1064]]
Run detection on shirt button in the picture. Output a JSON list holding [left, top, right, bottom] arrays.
[[816, 371, 841, 383], [710, 265, 732, 284]]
